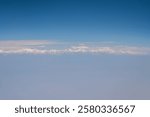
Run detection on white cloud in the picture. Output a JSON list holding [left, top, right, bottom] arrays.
[[0, 40, 150, 55]]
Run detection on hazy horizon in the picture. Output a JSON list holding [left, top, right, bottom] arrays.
[[0, 0, 150, 99]]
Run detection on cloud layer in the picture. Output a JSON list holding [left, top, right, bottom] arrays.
[[0, 40, 150, 55]]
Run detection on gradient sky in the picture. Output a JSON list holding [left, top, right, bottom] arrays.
[[0, 0, 150, 99], [0, 0, 150, 43]]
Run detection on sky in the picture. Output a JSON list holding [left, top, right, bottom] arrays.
[[0, 0, 150, 99], [0, 0, 150, 43]]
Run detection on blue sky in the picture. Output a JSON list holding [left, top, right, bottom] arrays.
[[0, 0, 150, 99], [0, 0, 150, 44]]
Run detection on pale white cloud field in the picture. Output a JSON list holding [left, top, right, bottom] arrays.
[[0, 40, 150, 55]]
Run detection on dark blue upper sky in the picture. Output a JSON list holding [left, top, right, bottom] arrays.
[[0, 0, 150, 44]]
